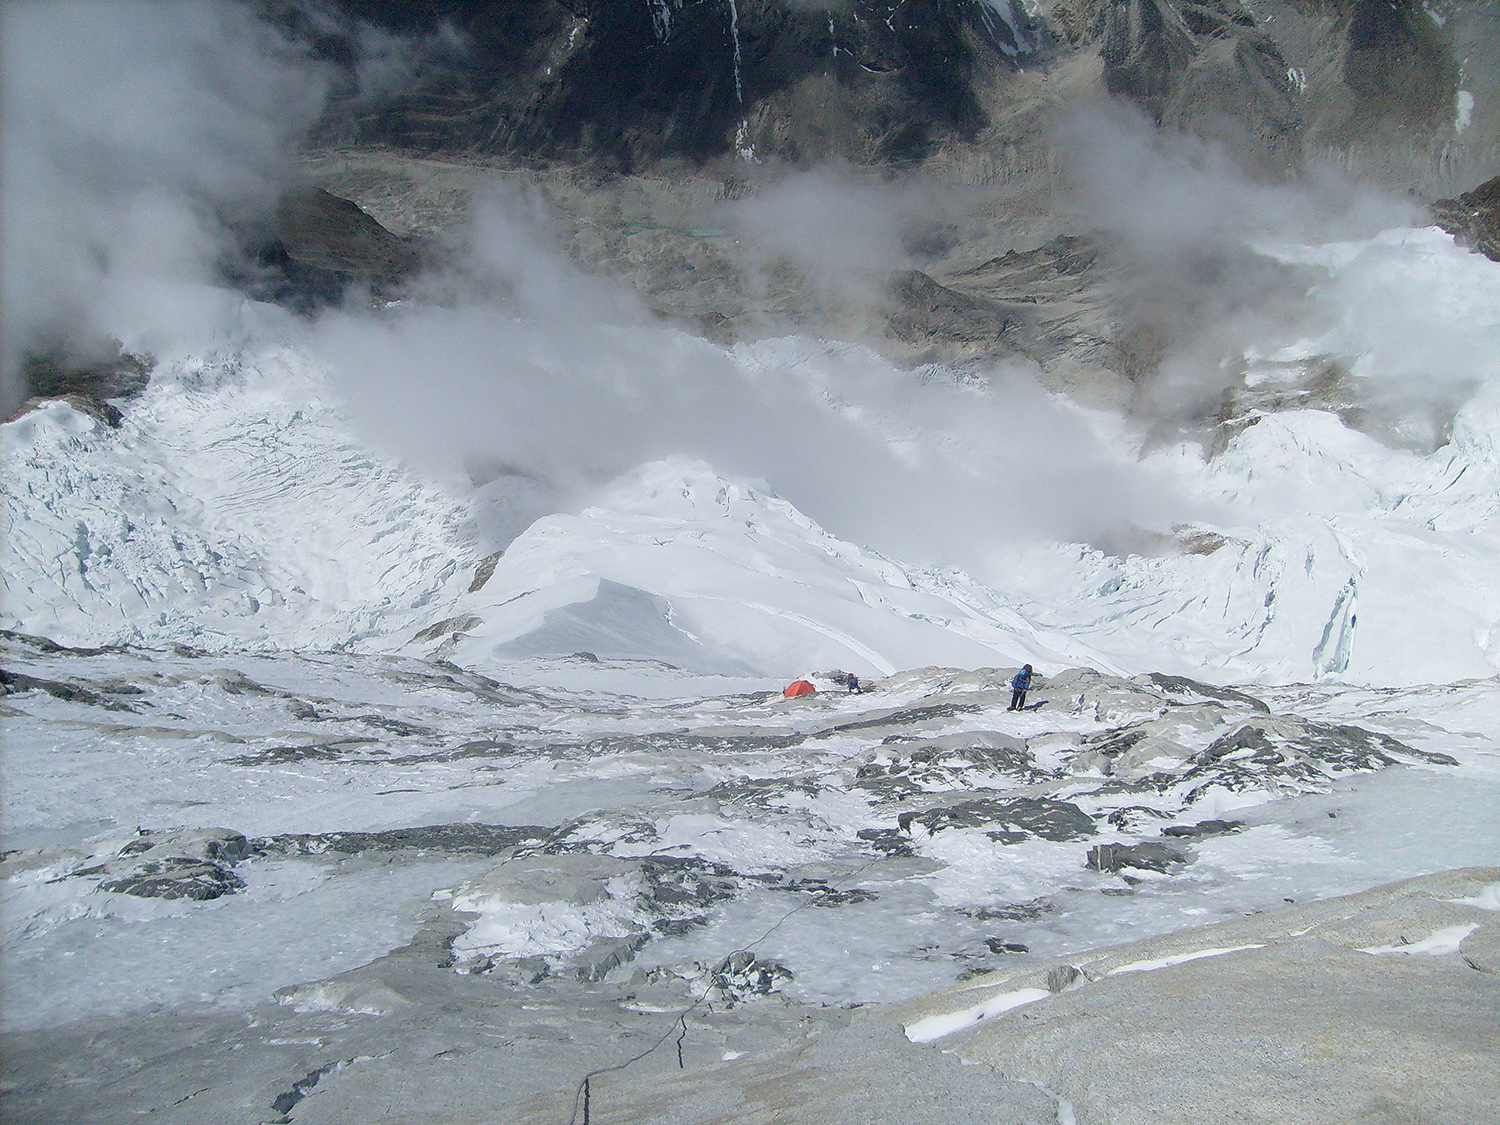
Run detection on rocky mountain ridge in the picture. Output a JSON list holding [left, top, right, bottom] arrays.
[[282, 0, 1494, 181], [270, 0, 1500, 437], [21, 2, 1500, 438]]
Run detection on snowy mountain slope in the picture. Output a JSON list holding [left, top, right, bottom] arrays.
[[4, 227, 1500, 686], [410, 459, 1098, 678], [2, 347, 475, 650], [404, 409, 1500, 685], [3, 631, 1496, 1041], [379, 227, 1500, 686], [1000, 404, 1500, 685], [978, 227, 1500, 684]]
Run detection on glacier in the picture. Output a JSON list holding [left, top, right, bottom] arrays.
[[6, 227, 1500, 686], [6, 0, 1500, 1118], [4, 222, 1500, 1124]]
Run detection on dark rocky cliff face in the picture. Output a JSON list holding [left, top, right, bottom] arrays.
[[1091, 0, 1302, 171], [10, 1, 1493, 441], [218, 2, 1494, 432], [275, 0, 1031, 170], [266, 0, 1494, 184], [1432, 173, 1500, 261], [5, 344, 154, 427], [217, 188, 425, 313], [27, 2, 1487, 429], [1058, 0, 1481, 177], [1342, 0, 1457, 129]]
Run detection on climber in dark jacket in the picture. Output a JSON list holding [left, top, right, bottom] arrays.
[[1007, 665, 1033, 711]]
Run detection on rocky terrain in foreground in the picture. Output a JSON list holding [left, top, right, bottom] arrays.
[[15, 869, 1495, 1125], [6, 5, 1500, 1123], [3, 630, 1496, 1122]]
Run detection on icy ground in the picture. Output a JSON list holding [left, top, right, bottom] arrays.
[[4, 630, 1497, 1044], [3, 224, 1500, 1119]]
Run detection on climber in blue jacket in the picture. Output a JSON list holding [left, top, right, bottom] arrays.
[[1008, 665, 1033, 711]]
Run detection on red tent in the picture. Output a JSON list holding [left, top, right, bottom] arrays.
[[783, 679, 816, 698]]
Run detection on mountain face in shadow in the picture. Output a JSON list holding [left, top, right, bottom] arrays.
[[271, 0, 1494, 183], [18, 2, 1475, 432], [282, 0, 1033, 171]]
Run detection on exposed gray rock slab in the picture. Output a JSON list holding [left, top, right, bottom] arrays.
[[0, 946, 1050, 1125], [899, 795, 1095, 842], [0, 667, 137, 710], [98, 857, 245, 901], [976, 939, 1493, 1124], [1461, 921, 1500, 975], [1085, 840, 1187, 874], [854, 730, 1041, 798], [895, 867, 1500, 1125], [1, 826, 251, 901], [255, 822, 547, 857], [1161, 818, 1242, 838], [1144, 673, 1269, 712], [6, 867, 1496, 1125], [588, 1009, 1059, 1125]]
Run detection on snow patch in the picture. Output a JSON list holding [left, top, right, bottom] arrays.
[[1449, 882, 1500, 912], [1456, 90, 1473, 133], [1359, 923, 1479, 956], [903, 986, 1051, 1042], [1106, 944, 1265, 975]]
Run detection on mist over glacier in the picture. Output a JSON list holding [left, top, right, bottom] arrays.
[[4, 1, 1499, 683], [8, 205, 1500, 680], [4, 4, 1500, 1122]]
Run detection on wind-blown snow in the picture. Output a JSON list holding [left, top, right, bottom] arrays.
[[7, 227, 1499, 684]]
